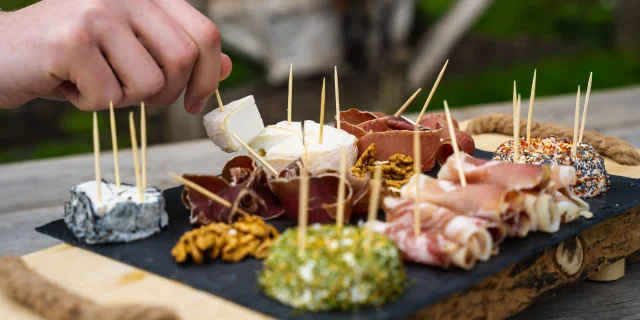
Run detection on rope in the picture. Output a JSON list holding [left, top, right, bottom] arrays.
[[465, 114, 640, 166]]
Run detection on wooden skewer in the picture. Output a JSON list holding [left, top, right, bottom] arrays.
[[129, 112, 143, 202], [93, 112, 102, 204], [288, 64, 293, 126], [526, 69, 536, 143], [443, 101, 466, 187], [416, 60, 449, 124], [228, 131, 279, 176], [108, 101, 120, 188], [514, 94, 521, 164], [334, 66, 341, 130], [394, 88, 422, 117], [578, 72, 593, 143], [413, 126, 421, 238], [168, 172, 250, 216], [336, 146, 347, 231], [141, 102, 147, 188], [215, 89, 224, 112], [572, 86, 581, 156], [297, 136, 310, 257], [367, 165, 383, 223], [319, 78, 326, 144]]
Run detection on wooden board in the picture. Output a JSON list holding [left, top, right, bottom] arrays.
[[3, 126, 640, 320]]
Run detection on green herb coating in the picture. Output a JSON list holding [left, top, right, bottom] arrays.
[[258, 224, 407, 311]]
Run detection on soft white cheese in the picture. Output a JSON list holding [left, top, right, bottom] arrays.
[[203, 95, 265, 153], [74, 180, 158, 215], [247, 120, 357, 174]]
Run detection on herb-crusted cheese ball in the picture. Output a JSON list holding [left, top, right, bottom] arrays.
[[493, 136, 610, 197], [258, 224, 407, 311]]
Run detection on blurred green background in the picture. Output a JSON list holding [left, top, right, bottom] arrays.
[[1, 0, 639, 164]]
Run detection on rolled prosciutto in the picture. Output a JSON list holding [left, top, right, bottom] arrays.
[[367, 220, 476, 270], [384, 197, 503, 261], [400, 174, 517, 222], [437, 153, 575, 192]]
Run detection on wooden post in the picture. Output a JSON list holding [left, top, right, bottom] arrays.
[[614, 0, 640, 55]]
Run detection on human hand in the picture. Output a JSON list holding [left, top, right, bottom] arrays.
[[0, 0, 232, 114]]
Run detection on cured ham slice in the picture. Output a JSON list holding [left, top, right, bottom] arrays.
[[401, 174, 517, 222], [555, 188, 592, 223], [384, 197, 503, 261], [367, 220, 476, 270], [437, 153, 575, 192], [522, 192, 561, 233]]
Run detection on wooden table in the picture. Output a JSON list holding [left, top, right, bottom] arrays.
[[2, 88, 640, 319]]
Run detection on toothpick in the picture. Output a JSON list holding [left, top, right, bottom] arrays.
[[416, 60, 448, 124], [168, 172, 251, 216], [129, 112, 143, 202], [108, 101, 120, 188], [215, 89, 224, 112], [334, 66, 341, 130], [288, 64, 293, 126], [394, 88, 422, 117], [297, 137, 309, 257], [336, 146, 347, 231], [228, 131, 279, 176], [443, 101, 466, 187], [367, 165, 383, 223], [141, 102, 147, 188], [93, 112, 102, 204], [413, 126, 421, 238], [319, 78, 326, 144], [513, 94, 521, 163], [578, 72, 593, 143], [572, 86, 581, 156], [526, 70, 536, 142]]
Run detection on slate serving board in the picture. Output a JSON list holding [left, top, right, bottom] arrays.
[[36, 150, 640, 320]]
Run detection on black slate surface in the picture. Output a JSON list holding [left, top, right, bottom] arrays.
[[36, 150, 640, 320]]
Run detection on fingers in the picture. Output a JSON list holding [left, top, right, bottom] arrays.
[[220, 53, 233, 81], [62, 46, 123, 111], [127, 0, 197, 107], [152, 0, 225, 114], [98, 18, 165, 107]]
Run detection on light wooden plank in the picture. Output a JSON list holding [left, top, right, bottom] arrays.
[[0, 245, 272, 320]]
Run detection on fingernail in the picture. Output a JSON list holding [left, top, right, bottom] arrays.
[[189, 98, 207, 114]]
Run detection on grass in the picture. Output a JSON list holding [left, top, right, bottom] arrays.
[[405, 51, 640, 113]]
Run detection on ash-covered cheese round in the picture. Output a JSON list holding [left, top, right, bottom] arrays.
[[492, 136, 610, 197], [258, 224, 407, 311], [63, 180, 169, 244]]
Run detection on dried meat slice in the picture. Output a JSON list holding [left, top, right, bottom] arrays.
[[269, 172, 353, 224], [222, 155, 258, 185], [367, 220, 476, 270], [437, 131, 476, 165], [357, 129, 443, 172], [208, 186, 268, 224], [181, 174, 230, 225]]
